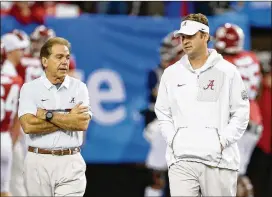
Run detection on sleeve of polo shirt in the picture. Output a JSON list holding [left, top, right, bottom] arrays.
[[18, 83, 37, 118], [79, 83, 93, 118]]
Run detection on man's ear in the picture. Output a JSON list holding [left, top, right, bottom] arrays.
[[205, 33, 210, 42], [42, 57, 48, 68]]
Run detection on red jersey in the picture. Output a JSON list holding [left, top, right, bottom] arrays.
[[0, 74, 23, 132], [223, 51, 262, 100], [69, 55, 76, 70], [257, 77, 271, 154], [17, 54, 77, 83], [17, 55, 43, 83], [224, 51, 263, 128]]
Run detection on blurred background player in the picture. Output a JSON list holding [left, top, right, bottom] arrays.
[[15, 27, 44, 83], [1, 31, 29, 197], [247, 58, 271, 197], [1, 42, 23, 196], [17, 25, 78, 82], [214, 23, 263, 197], [142, 31, 184, 127], [143, 31, 184, 197], [1, 32, 28, 77], [0, 42, 5, 64]]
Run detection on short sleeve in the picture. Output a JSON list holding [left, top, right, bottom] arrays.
[[18, 83, 37, 118], [78, 83, 93, 118]]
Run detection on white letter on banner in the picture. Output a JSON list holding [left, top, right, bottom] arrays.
[[87, 69, 126, 125]]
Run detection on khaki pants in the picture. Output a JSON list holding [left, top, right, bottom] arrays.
[[168, 161, 237, 197], [23, 152, 86, 196]]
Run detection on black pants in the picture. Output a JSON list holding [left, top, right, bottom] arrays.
[[246, 146, 272, 197], [163, 171, 171, 197], [84, 163, 154, 197]]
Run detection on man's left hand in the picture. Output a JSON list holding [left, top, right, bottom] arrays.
[[36, 108, 46, 120], [237, 175, 254, 197]]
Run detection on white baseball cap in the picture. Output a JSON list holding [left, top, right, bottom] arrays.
[[1, 33, 29, 52], [174, 20, 210, 37]]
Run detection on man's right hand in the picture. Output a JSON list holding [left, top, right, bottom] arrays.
[[70, 102, 90, 122], [70, 102, 89, 114]]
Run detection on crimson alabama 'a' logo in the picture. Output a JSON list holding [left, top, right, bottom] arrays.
[[203, 80, 215, 90]]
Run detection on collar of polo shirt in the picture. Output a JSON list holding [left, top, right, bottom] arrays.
[[174, 20, 210, 37], [42, 75, 70, 90]]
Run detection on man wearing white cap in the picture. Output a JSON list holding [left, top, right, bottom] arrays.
[[1, 42, 23, 197], [1, 32, 29, 196], [155, 13, 249, 196], [1, 32, 29, 77]]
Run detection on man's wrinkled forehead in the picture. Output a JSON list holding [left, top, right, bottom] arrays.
[[51, 44, 70, 55]]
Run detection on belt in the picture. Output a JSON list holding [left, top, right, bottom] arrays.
[[28, 146, 80, 156]]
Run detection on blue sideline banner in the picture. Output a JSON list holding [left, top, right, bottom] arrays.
[[1, 14, 250, 163], [230, 2, 272, 28]]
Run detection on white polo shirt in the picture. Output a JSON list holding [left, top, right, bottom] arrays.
[[18, 75, 92, 149]]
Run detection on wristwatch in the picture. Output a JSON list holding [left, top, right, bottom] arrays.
[[45, 111, 53, 121]]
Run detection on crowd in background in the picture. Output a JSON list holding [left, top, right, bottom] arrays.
[[1, 1, 271, 25]]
